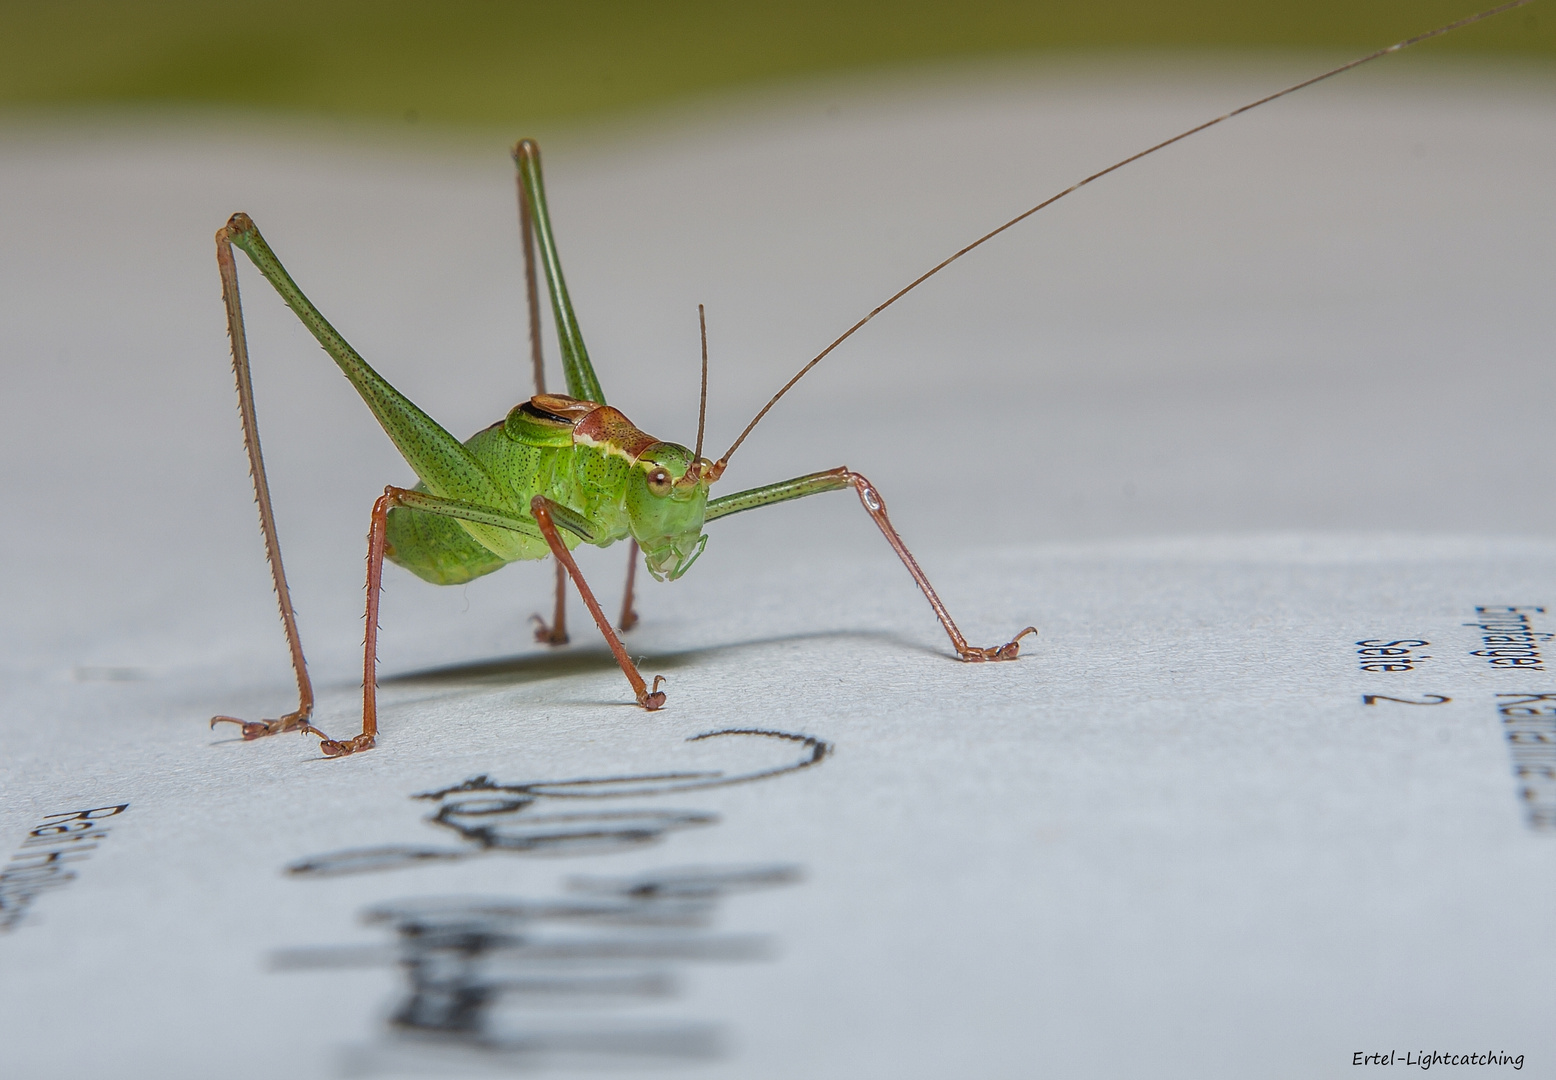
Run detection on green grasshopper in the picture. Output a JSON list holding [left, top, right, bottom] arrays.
[[210, 2, 1528, 757], [211, 142, 1035, 758]]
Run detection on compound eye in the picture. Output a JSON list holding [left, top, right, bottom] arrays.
[[645, 467, 672, 497]]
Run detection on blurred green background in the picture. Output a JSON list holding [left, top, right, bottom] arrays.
[[1, 0, 1547, 127]]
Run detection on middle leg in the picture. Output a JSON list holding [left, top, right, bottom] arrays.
[[704, 467, 1036, 662], [320, 485, 565, 758]]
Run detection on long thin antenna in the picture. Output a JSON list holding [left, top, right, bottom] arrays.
[[695, 303, 709, 461], [714, 0, 1534, 472]]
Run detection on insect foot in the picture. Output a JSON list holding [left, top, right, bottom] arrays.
[[209, 712, 321, 741], [956, 626, 1039, 663], [530, 612, 570, 646], [318, 733, 377, 757], [531, 561, 571, 646], [639, 676, 668, 711]]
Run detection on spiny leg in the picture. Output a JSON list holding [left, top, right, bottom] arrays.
[[515, 151, 548, 400], [312, 489, 404, 759], [845, 470, 1035, 660], [704, 467, 1036, 662], [531, 497, 665, 709], [209, 226, 320, 742], [213, 214, 564, 754], [219, 215, 521, 533], [515, 142, 571, 648], [511, 139, 604, 403], [619, 540, 641, 632]]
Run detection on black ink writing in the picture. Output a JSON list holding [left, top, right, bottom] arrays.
[[275, 865, 798, 1069], [1466, 606, 1550, 670], [278, 728, 828, 1070], [0, 804, 128, 932], [1352, 1048, 1524, 1069], [288, 728, 826, 878], [1494, 694, 1556, 831], [1355, 639, 1430, 673]]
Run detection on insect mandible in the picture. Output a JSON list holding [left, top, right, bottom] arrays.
[[210, 2, 1529, 756]]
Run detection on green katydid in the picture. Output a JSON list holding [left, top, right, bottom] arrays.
[[210, 1, 1530, 757]]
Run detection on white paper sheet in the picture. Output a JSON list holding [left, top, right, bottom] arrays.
[[1, 56, 1553, 1078]]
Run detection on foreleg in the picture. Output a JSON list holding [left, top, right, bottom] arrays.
[[705, 467, 1036, 661], [532, 498, 665, 709]]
